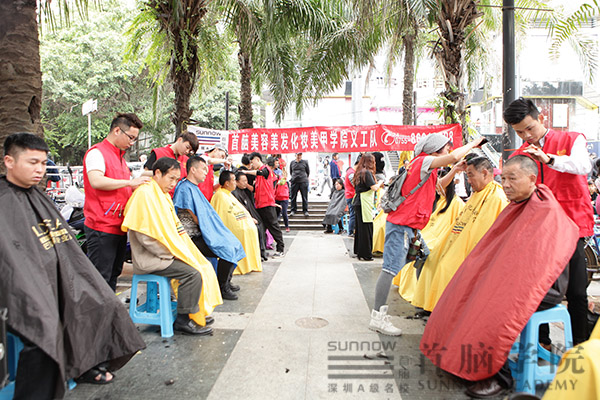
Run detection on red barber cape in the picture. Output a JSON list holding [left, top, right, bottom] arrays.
[[420, 185, 578, 381]]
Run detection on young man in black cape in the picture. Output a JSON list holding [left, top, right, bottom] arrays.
[[0, 133, 145, 399]]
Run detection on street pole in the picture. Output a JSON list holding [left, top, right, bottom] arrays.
[[502, 0, 517, 161], [88, 113, 92, 149], [225, 91, 229, 130]]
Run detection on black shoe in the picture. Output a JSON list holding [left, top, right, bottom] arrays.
[[261, 255, 269, 262], [205, 315, 215, 325], [465, 377, 507, 399], [173, 319, 213, 335], [228, 283, 240, 292], [221, 289, 238, 300], [324, 230, 333, 234], [358, 256, 374, 261]]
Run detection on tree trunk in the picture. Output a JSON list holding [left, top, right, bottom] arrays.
[[170, 30, 197, 137], [0, 0, 43, 170], [435, 0, 481, 141], [402, 19, 417, 126], [238, 48, 253, 129]]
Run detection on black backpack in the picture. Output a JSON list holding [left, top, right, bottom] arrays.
[[380, 167, 433, 213]]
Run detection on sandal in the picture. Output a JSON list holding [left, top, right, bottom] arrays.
[[76, 366, 114, 385]]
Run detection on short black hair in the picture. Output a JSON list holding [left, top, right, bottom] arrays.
[[219, 170, 235, 186], [186, 155, 206, 172], [266, 156, 276, 167], [466, 156, 493, 174], [249, 152, 262, 162], [503, 98, 540, 125], [235, 171, 246, 181], [334, 178, 345, 189], [180, 132, 199, 153], [4, 133, 49, 157], [110, 113, 143, 132], [504, 155, 539, 177], [152, 156, 180, 175], [241, 153, 250, 165]]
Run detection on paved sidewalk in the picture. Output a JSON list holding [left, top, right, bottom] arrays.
[[67, 231, 558, 400]]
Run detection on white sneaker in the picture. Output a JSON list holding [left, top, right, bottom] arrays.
[[369, 305, 402, 336], [272, 251, 284, 257]]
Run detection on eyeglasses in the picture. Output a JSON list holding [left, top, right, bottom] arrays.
[[121, 127, 138, 143]]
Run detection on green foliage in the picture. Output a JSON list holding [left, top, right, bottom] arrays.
[[40, 1, 174, 164]]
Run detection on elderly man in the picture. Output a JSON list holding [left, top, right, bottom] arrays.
[[122, 157, 222, 335], [505, 98, 594, 345], [211, 171, 263, 276], [83, 113, 150, 290], [173, 156, 246, 301], [421, 155, 575, 398], [1, 133, 145, 398], [370, 134, 484, 336], [412, 155, 508, 311]]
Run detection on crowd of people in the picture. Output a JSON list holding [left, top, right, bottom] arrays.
[[3, 96, 599, 399]]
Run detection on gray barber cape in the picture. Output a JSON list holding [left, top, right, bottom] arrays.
[[0, 177, 145, 398], [322, 189, 347, 225]]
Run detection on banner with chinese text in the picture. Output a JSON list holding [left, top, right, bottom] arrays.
[[227, 124, 462, 154]]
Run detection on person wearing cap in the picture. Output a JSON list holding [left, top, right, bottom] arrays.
[[368, 134, 485, 336], [288, 152, 310, 216]]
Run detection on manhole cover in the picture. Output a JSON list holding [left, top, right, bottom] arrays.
[[295, 317, 329, 329]]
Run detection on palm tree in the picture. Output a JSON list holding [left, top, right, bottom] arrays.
[[126, 1, 230, 136], [0, 0, 44, 144]]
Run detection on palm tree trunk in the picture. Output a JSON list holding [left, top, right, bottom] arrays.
[[238, 48, 253, 129], [402, 19, 417, 125], [435, 0, 481, 140], [0, 0, 43, 164], [170, 30, 197, 137]]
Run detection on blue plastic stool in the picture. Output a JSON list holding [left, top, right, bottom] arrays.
[[332, 224, 340, 234], [508, 304, 573, 394], [207, 257, 218, 273], [1, 334, 76, 399], [129, 274, 177, 338], [341, 214, 349, 232]]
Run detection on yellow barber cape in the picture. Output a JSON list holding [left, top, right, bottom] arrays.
[[393, 196, 465, 303], [372, 210, 387, 254], [543, 322, 600, 400], [122, 179, 222, 325], [414, 181, 508, 311], [211, 188, 262, 275]]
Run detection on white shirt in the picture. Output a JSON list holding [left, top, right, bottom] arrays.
[[540, 134, 591, 176], [85, 149, 106, 174]]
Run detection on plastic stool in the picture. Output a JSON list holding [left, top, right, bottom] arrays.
[[208, 257, 218, 273], [342, 214, 349, 232], [508, 304, 573, 394], [129, 274, 177, 338], [1, 334, 75, 399], [332, 224, 340, 234]]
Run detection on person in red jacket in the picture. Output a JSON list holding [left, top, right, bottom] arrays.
[[83, 113, 150, 290], [505, 97, 594, 345], [370, 134, 484, 336], [240, 152, 285, 256], [143, 132, 199, 196], [197, 147, 231, 202]]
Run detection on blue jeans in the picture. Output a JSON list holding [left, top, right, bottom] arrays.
[[381, 222, 414, 276], [345, 198, 356, 234]]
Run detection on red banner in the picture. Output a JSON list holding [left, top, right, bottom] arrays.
[[227, 124, 463, 154]]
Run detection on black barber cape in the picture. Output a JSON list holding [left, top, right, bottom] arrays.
[[0, 177, 145, 398]]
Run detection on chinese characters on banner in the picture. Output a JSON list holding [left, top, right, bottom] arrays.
[[227, 124, 463, 154]]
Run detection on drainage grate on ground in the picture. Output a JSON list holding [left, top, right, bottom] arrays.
[[295, 316, 329, 329]]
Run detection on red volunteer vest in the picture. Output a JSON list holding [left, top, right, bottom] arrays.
[[198, 162, 215, 201], [83, 139, 132, 235], [255, 165, 276, 209], [344, 167, 356, 199], [275, 180, 289, 201], [152, 145, 189, 197], [512, 130, 593, 237], [386, 155, 438, 230]]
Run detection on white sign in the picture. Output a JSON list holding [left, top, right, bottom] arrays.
[[82, 99, 97, 116], [187, 126, 229, 153]]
